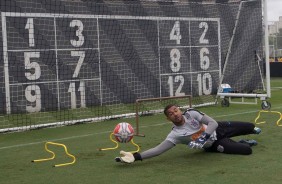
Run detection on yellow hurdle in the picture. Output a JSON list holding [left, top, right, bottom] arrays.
[[99, 133, 140, 153], [32, 142, 76, 167], [255, 110, 282, 126]]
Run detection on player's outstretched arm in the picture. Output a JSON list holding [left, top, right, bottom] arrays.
[[115, 140, 175, 163]]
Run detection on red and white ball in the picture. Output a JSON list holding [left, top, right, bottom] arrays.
[[113, 122, 134, 143]]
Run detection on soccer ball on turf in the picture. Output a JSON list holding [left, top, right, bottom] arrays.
[[113, 122, 134, 143]]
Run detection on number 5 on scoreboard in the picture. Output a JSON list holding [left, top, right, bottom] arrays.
[[71, 51, 85, 78]]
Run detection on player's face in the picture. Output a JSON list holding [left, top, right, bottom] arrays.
[[166, 106, 184, 126]]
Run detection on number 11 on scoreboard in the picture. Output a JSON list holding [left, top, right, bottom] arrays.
[[68, 81, 86, 109]]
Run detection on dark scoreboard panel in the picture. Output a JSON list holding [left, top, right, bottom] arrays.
[[158, 19, 220, 97], [2, 13, 220, 113]]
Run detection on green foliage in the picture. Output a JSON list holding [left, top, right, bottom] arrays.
[[0, 78, 282, 184]]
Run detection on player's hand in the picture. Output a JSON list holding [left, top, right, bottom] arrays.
[[188, 132, 210, 149], [115, 150, 135, 163]]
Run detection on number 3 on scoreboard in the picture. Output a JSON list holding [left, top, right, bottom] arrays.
[[70, 20, 85, 47]]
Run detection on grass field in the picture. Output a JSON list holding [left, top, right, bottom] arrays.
[[0, 78, 282, 184]]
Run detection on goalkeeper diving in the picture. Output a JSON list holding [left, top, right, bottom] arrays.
[[115, 104, 261, 163]]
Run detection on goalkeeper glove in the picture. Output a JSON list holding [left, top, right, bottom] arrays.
[[115, 151, 142, 163], [188, 132, 210, 149]]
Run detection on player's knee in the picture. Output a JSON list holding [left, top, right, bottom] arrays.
[[241, 147, 252, 155], [220, 145, 252, 155], [250, 123, 255, 129], [244, 122, 255, 129]]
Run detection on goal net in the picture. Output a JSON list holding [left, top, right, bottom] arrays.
[[217, 0, 270, 106], [0, 0, 266, 132]]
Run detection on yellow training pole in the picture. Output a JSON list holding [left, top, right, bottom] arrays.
[[99, 133, 141, 153], [255, 110, 282, 126], [130, 139, 140, 153], [32, 142, 76, 167], [98, 133, 119, 151]]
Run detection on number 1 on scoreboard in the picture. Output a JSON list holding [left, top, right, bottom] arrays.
[[25, 18, 35, 47]]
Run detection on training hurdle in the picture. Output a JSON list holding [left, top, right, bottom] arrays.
[[32, 142, 76, 167], [255, 110, 282, 126], [98, 133, 140, 153]]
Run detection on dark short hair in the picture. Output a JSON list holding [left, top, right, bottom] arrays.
[[163, 104, 177, 116]]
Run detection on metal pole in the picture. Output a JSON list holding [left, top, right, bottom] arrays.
[[263, 0, 271, 98]]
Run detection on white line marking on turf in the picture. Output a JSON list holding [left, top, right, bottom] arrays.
[[1, 107, 282, 150]]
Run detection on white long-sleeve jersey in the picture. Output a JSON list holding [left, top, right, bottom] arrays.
[[140, 109, 218, 160]]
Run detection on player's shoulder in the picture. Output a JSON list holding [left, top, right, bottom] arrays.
[[183, 108, 205, 116]]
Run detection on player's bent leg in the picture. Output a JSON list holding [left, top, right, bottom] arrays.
[[239, 139, 258, 147], [217, 121, 259, 138], [207, 138, 252, 155]]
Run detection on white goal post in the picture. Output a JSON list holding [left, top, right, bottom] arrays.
[[217, 0, 271, 110]]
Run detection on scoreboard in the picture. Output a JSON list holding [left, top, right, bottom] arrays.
[[1, 12, 221, 114], [159, 19, 220, 97]]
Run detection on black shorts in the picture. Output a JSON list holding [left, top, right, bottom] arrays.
[[205, 121, 255, 155]]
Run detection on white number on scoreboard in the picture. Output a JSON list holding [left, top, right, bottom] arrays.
[[199, 22, 209, 44], [70, 20, 85, 47], [170, 21, 181, 45], [25, 18, 35, 47]]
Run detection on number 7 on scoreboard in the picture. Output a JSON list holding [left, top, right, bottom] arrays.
[[71, 51, 85, 78]]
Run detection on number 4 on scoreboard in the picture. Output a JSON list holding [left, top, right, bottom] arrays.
[[170, 21, 181, 44]]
